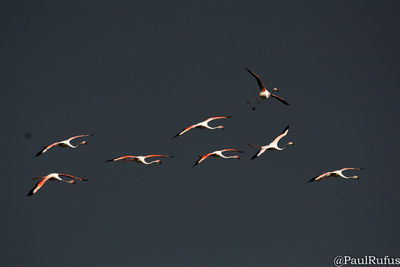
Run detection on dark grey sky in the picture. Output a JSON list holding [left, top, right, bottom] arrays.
[[1, 0, 400, 266]]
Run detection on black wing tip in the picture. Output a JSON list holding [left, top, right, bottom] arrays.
[[83, 178, 89, 181], [284, 125, 290, 131], [169, 155, 175, 158], [359, 167, 365, 170], [172, 133, 180, 139], [105, 159, 114, 163], [192, 161, 199, 168], [35, 148, 45, 157], [226, 115, 232, 118], [89, 133, 95, 136], [308, 176, 317, 183], [244, 67, 252, 72], [250, 154, 257, 160], [27, 189, 35, 196]]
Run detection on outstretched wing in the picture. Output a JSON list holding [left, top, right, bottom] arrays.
[[106, 155, 136, 162], [192, 153, 212, 167], [67, 134, 94, 141], [35, 142, 59, 157], [59, 173, 88, 181], [250, 148, 266, 160], [270, 94, 289, 105], [270, 125, 289, 146], [204, 115, 232, 122], [341, 167, 365, 171], [27, 178, 49, 196], [245, 67, 266, 91], [308, 172, 331, 183], [144, 154, 174, 158], [173, 124, 197, 138], [248, 145, 266, 160], [221, 149, 243, 153]]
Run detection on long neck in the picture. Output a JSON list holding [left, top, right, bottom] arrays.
[[220, 155, 236, 159], [59, 178, 74, 183], [281, 143, 292, 150], [340, 174, 356, 179], [337, 172, 352, 179], [70, 141, 85, 149], [206, 125, 220, 130], [143, 160, 159, 165]]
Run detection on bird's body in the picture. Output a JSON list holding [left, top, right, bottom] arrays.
[[36, 134, 94, 157], [248, 125, 293, 159], [193, 149, 242, 167], [106, 154, 174, 165], [27, 172, 88, 196], [245, 67, 289, 110], [173, 116, 231, 138], [308, 168, 364, 183]]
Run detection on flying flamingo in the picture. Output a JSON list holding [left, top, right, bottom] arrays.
[[173, 116, 232, 138], [192, 149, 243, 167], [308, 168, 365, 183], [106, 154, 174, 165], [27, 172, 88, 196], [245, 67, 289, 110], [36, 134, 94, 157], [248, 125, 293, 160]]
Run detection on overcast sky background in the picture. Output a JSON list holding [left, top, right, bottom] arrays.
[[1, 1, 400, 266]]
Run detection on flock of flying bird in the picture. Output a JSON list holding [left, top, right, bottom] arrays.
[[28, 67, 364, 196]]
